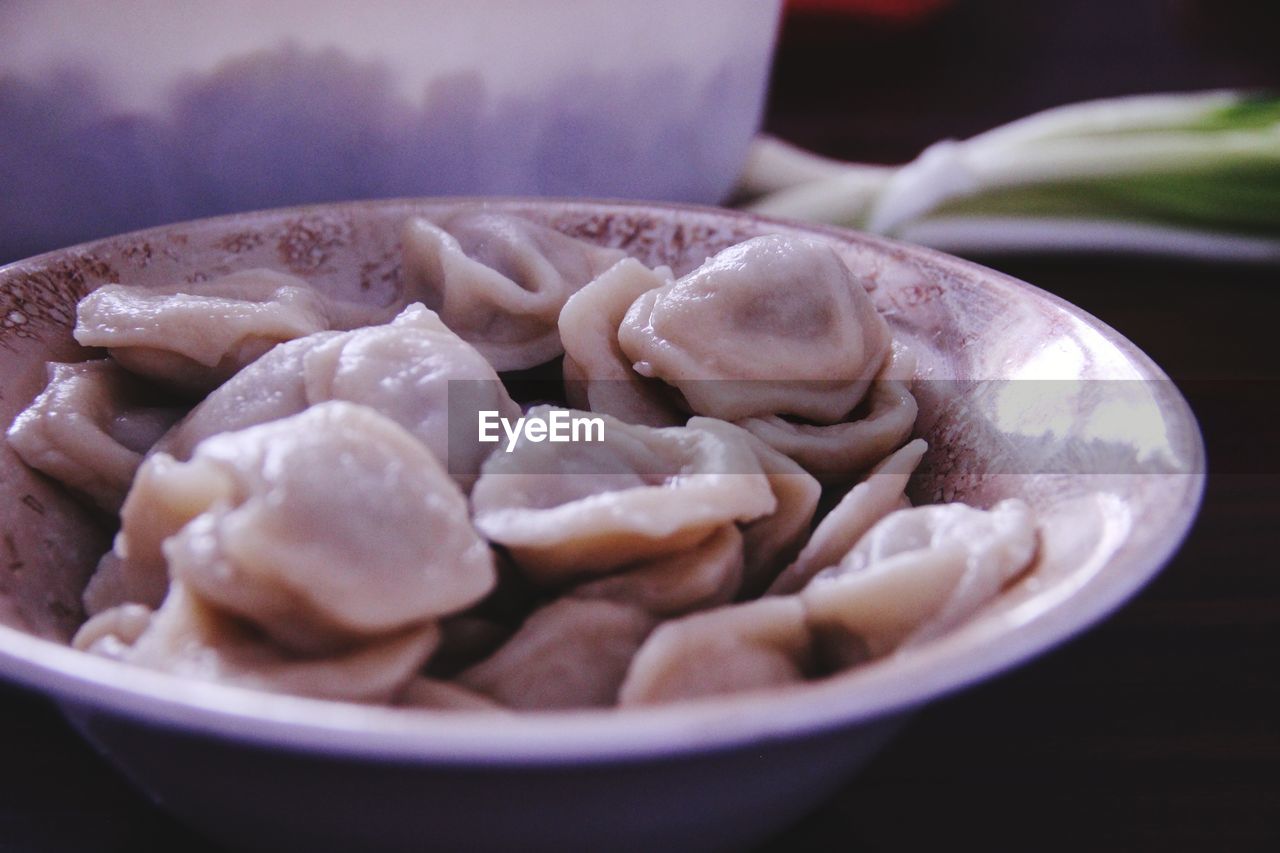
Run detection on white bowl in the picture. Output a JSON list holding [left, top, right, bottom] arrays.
[[0, 0, 781, 260], [0, 199, 1204, 851]]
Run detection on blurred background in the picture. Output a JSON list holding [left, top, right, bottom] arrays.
[[770, 0, 1280, 161], [1, 0, 1277, 850]]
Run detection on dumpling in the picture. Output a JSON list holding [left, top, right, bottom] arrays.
[[740, 377, 918, 485], [401, 210, 626, 371], [618, 598, 813, 706], [506, 422, 810, 617], [97, 402, 495, 652], [457, 598, 656, 710], [800, 499, 1038, 665], [616, 234, 891, 423], [6, 360, 183, 512], [153, 333, 337, 461], [559, 258, 683, 427], [768, 438, 927, 596], [77, 585, 439, 703], [156, 303, 520, 491], [687, 417, 821, 596], [470, 405, 777, 584], [167, 402, 494, 652], [74, 269, 333, 393], [569, 525, 744, 617], [608, 234, 915, 484]]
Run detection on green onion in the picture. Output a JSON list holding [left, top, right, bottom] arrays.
[[739, 91, 1280, 262]]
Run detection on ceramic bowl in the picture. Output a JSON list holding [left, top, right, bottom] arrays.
[[0, 0, 781, 261], [0, 199, 1204, 852]]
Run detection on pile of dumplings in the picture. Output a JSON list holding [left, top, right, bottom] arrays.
[[6, 210, 1038, 712]]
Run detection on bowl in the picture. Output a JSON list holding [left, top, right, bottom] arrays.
[[0, 199, 1204, 852], [0, 0, 782, 261]]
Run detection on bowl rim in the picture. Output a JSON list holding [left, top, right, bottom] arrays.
[[0, 197, 1206, 764]]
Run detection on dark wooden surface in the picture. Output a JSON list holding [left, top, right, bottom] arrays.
[[2, 1, 1278, 850]]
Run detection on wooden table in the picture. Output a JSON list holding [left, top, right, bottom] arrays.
[[1, 1, 1277, 849]]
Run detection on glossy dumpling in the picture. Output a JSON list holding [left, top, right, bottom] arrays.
[[559, 258, 683, 427], [156, 303, 520, 490], [78, 585, 439, 703], [74, 269, 333, 393], [153, 333, 335, 461], [401, 211, 626, 370], [470, 405, 777, 584], [618, 598, 813, 706], [6, 360, 183, 512], [167, 402, 494, 652], [617, 234, 891, 423], [800, 499, 1038, 664], [97, 402, 494, 653], [457, 598, 656, 710], [569, 524, 744, 617], [741, 377, 918, 484], [768, 438, 927, 596]]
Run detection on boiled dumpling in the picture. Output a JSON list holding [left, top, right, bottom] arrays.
[[740, 376, 918, 484], [618, 598, 813, 705], [559, 258, 683, 427], [401, 210, 626, 371], [457, 598, 656, 710], [74, 269, 333, 393], [6, 360, 183, 512], [800, 499, 1038, 665], [569, 524, 744, 617], [611, 234, 915, 485], [768, 438, 927, 596], [96, 402, 495, 652], [616, 234, 891, 423], [156, 303, 520, 491], [153, 333, 336, 460], [470, 405, 777, 584], [77, 585, 439, 703], [165, 402, 494, 652]]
